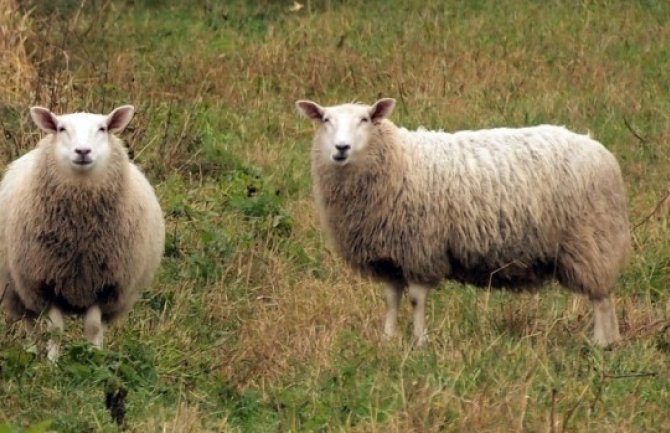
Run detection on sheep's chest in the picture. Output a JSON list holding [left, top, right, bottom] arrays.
[[17, 188, 131, 310]]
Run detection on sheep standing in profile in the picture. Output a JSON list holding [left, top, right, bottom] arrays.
[[296, 98, 630, 347], [0, 105, 165, 360]]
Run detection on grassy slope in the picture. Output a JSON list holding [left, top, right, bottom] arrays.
[[1, 0, 670, 431]]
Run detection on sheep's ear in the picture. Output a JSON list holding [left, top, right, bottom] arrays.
[[296, 100, 325, 121], [30, 106, 58, 133], [370, 98, 396, 123], [107, 105, 135, 133]]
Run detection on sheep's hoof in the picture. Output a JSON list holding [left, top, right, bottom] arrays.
[[382, 333, 403, 347], [382, 328, 398, 341], [411, 333, 428, 349], [592, 333, 620, 350]]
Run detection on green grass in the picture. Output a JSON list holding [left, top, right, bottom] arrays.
[[1, 0, 670, 431]]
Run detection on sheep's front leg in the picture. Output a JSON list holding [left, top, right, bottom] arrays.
[[383, 281, 405, 338], [46, 306, 64, 362], [84, 305, 104, 349], [408, 283, 429, 346]]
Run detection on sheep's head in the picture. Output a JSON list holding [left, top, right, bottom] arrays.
[[30, 105, 135, 174], [296, 98, 395, 166]]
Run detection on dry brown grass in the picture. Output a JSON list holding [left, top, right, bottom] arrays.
[[217, 199, 379, 389], [129, 403, 234, 433], [0, 0, 34, 104]]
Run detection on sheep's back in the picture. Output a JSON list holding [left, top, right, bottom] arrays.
[[399, 124, 627, 285], [124, 163, 165, 298]]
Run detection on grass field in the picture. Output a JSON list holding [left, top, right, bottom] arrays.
[[1, 0, 670, 431]]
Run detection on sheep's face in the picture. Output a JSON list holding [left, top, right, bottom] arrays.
[[296, 99, 396, 166], [30, 105, 135, 175]]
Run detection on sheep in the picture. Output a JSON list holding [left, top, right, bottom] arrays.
[[296, 98, 630, 347], [0, 105, 165, 360]]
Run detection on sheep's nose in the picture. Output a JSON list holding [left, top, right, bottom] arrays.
[[75, 148, 91, 156], [335, 144, 350, 152]]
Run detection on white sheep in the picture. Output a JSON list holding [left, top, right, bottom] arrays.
[[296, 98, 630, 347], [0, 105, 165, 360]]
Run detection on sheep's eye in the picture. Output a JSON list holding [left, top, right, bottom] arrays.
[[57, 126, 66, 133], [99, 126, 107, 133], [322, 117, 330, 123], [361, 117, 369, 123]]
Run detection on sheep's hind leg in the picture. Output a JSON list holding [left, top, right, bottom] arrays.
[[84, 305, 104, 349], [383, 281, 405, 339], [46, 306, 64, 362], [592, 294, 620, 347], [408, 283, 429, 346]]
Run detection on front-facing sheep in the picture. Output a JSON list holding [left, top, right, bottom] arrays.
[[296, 98, 630, 347], [0, 105, 165, 360]]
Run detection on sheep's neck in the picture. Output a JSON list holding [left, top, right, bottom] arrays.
[[35, 145, 127, 212], [318, 126, 406, 217]]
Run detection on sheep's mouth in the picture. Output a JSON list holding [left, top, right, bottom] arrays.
[[72, 159, 94, 167], [331, 154, 349, 164]]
